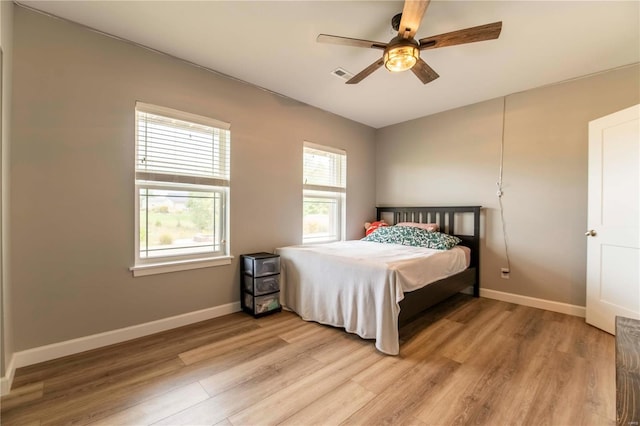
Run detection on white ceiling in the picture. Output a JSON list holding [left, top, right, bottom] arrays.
[[18, 0, 640, 128]]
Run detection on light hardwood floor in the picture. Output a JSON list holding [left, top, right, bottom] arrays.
[[1, 295, 615, 426]]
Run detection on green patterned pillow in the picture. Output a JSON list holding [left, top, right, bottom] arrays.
[[361, 225, 461, 250]]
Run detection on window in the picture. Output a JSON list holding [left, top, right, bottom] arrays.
[[303, 142, 346, 243], [133, 102, 230, 274]]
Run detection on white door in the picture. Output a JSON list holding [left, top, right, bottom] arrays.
[[586, 104, 640, 334]]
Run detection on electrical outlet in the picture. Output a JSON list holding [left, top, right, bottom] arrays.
[[501, 268, 510, 279]]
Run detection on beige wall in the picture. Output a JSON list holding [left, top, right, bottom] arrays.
[[1, 0, 14, 378], [11, 7, 376, 351], [376, 64, 640, 307]]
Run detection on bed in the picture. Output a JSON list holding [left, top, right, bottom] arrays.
[[276, 206, 481, 355]]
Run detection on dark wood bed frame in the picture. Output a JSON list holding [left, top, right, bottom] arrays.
[[376, 206, 482, 326]]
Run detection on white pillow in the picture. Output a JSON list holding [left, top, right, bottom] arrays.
[[395, 222, 439, 232]]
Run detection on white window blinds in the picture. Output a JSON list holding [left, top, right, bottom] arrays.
[[303, 143, 346, 192], [136, 102, 230, 187]]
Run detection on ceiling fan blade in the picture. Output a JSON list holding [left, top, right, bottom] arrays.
[[411, 59, 439, 84], [398, 0, 431, 39], [317, 34, 387, 50], [418, 21, 502, 50], [346, 58, 385, 84]]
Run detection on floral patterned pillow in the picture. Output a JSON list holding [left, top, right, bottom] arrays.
[[361, 225, 461, 250]]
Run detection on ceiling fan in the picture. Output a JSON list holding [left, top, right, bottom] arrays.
[[317, 0, 502, 84]]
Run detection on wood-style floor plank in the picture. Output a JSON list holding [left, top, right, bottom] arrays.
[[413, 332, 518, 425], [1, 294, 615, 426], [351, 318, 463, 394], [153, 352, 322, 425], [198, 323, 340, 397], [0, 382, 44, 412], [227, 345, 385, 425], [343, 355, 460, 425], [88, 382, 209, 426], [278, 380, 376, 426]]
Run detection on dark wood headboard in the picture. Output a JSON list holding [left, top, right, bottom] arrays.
[[375, 206, 482, 313], [376, 205, 481, 270]]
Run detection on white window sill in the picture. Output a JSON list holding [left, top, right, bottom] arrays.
[[130, 256, 233, 277]]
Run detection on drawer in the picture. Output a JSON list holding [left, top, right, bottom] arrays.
[[243, 274, 280, 296], [244, 292, 281, 315], [243, 256, 280, 277]]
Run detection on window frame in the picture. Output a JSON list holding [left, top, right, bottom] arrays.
[[302, 142, 347, 244], [131, 102, 231, 276]]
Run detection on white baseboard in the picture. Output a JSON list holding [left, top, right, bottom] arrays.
[[0, 355, 16, 396], [0, 301, 240, 395], [480, 288, 586, 317]]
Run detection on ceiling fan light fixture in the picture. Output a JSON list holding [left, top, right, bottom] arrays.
[[383, 45, 419, 72], [317, 0, 502, 84]]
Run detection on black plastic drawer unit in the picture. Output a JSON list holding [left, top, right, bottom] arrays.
[[243, 274, 280, 296], [240, 252, 281, 317], [242, 254, 280, 277]]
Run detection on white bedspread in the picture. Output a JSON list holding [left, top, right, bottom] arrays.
[[275, 240, 469, 355]]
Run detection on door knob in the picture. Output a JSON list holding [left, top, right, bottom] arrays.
[[585, 230, 597, 237]]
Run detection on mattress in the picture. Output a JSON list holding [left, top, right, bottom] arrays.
[[276, 240, 470, 355]]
